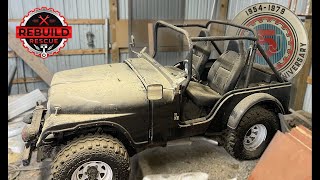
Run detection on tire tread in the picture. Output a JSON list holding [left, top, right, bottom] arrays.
[[50, 133, 129, 179], [224, 105, 278, 160]]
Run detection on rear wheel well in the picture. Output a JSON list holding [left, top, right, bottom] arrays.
[[256, 100, 284, 115], [208, 100, 283, 133], [256, 100, 283, 127], [56, 126, 137, 157]]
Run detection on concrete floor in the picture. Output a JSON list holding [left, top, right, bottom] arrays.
[[9, 138, 258, 180], [133, 140, 258, 180]]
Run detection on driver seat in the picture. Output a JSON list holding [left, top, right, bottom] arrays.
[[186, 40, 246, 107], [189, 28, 212, 77], [165, 29, 212, 79]]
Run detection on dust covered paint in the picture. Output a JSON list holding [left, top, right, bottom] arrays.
[[49, 57, 177, 115], [49, 63, 147, 114]]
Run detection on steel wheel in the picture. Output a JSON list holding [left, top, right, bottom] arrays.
[[243, 124, 267, 151], [224, 106, 279, 160], [71, 161, 113, 180]]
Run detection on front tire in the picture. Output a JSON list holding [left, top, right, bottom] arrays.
[[224, 106, 279, 160], [50, 134, 130, 180]]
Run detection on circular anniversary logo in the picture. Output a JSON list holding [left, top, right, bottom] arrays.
[[16, 7, 72, 59], [226, 3, 308, 80]]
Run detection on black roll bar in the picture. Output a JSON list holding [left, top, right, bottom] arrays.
[[152, 20, 194, 90], [257, 44, 284, 82], [204, 20, 258, 38], [152, 20, 194, 58], [151, 20, 284, 91], [191, 36, 258, 41], [152, 20, 259, 58]]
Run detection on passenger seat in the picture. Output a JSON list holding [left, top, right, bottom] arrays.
[[186, 40, 246, 107]]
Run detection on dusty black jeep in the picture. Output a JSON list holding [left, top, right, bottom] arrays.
[[21, 20, 291, 179]]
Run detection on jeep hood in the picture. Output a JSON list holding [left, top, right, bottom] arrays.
[[48, 58, 176, 114]]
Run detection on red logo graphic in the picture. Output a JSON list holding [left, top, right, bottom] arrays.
[[16, 7, 72, 59], [257, 29, 277, 56]]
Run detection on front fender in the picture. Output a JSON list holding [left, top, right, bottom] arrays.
[[227, 93, 285, 129], [36, 113, 143, 147]]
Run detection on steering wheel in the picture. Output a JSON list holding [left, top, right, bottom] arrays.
[[183, 60, 201, 81], [173, 60, 201, 81]]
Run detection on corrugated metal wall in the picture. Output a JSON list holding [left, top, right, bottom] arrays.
[[8, 0, 218, 94], [132, 0, 217, 19], [8, 0, 111, 94], [126, 0, 218, 65], [119, 0, 217, 19], [8, 0, 311, 113], [303, 67, 312, 113]]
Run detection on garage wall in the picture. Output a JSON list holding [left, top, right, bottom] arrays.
[[120, 0, 218, 65], [8, 0, 219, 94], [303, 67, 312, 113], [130, 0, 217, 20], [8, 0, 110, 94], [124, 0, 219, 65], [9, 0, 310, 99]]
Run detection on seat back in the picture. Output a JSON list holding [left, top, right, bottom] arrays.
[[207, 40, 246, 95], [188, 29, 212, 76]]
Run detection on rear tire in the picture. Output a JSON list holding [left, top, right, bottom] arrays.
[[224, 106, 279, 160], [50, 134, 130, 180]]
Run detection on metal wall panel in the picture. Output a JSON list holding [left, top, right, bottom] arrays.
[[303, 67, 312, 113], [8, 0, 218, 94], [124, 0, 217, 20], [9, 0, 227, 94], [8, 58, 19, 95], [185, 0, 218, 19], [155, 51, 189, 66], [8, 0, 110, 94], [127, 0, 218, 68], [119, 0, 129, 19], [8, 57, 49, 95], [8, 0, 308, 94], [120, 52, 129, 63]]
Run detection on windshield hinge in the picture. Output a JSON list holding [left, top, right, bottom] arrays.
[[174, 113, 179, 121], [54, 106, 61, 116]]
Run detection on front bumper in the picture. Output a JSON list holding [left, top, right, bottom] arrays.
[[21, 105, 46, 142], [21, 104, 46, 166]]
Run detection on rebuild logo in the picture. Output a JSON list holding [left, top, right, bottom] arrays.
[[16, 7, 72, 59]]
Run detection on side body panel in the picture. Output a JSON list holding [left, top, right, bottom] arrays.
[[207, 82, 291, 132], [165, 82, 291, 138], [227, 93, 285, 129], [38, 112, 150, 147]]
